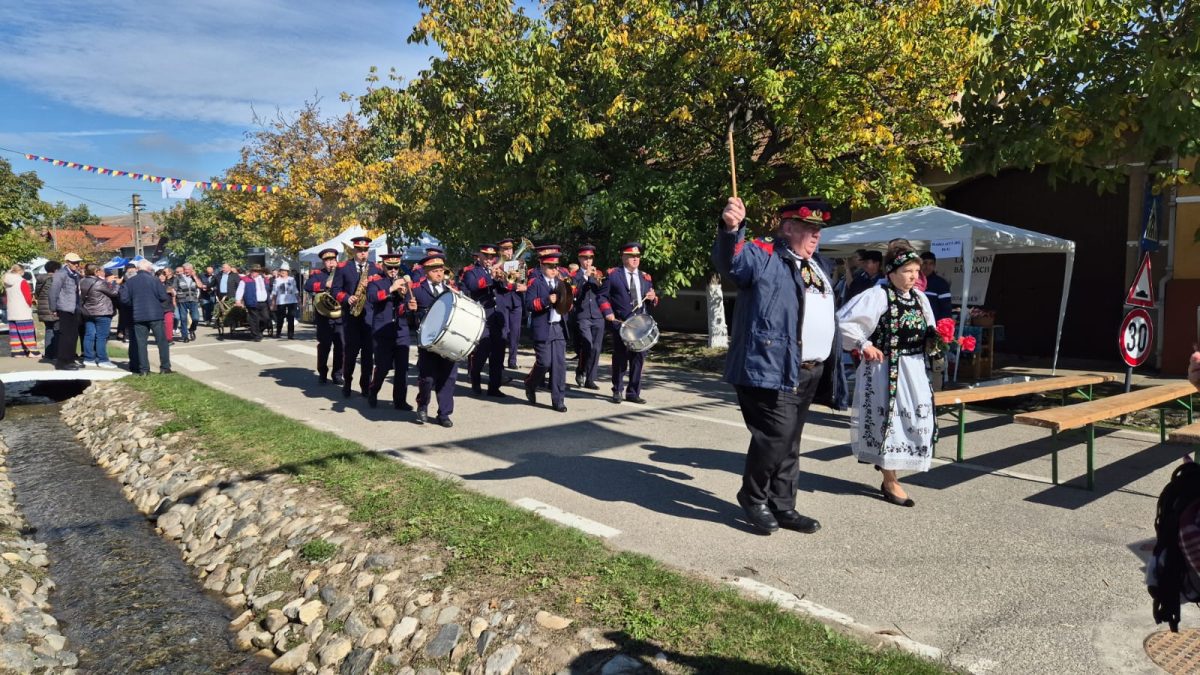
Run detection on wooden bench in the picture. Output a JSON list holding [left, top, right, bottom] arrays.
[[1014, 381, 1196, 489], [934, 374, 1114, 463], [1168, 421, 1200, 447]]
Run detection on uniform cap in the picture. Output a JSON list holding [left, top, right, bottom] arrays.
[[497, 238, 515, 248], [540, 253, 562, 266], [778, 198, 833, 226], [478, 244, 498, 256], [577, 245, 597, 256], [418, 255, 446, 269], [350, 235, 372, 248], [319, 248, 338, 260], [619, 242, 642, 256]]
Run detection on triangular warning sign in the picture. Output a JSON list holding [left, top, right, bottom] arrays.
[[1125, 253, 1156, 308]]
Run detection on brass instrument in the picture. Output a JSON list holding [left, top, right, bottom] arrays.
[[349, 265, 371, 318], [314, 291, 342, 319], [503, 237, 537, 283]]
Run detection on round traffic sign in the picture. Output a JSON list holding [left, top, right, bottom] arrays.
[[1118, 308, 1154, 367]]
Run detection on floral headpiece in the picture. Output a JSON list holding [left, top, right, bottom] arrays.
[[885, 250, 921, 274]]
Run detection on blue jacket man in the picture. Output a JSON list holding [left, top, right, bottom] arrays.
[[460, 244, 510, 397], [494, 239, 526, 368], [600, 243, 657, 404], [364, 252, 415, 410], [304, 248, 344, 385], [571, 245, 610, 389], [411, 255, 458, 427], [713, 196, 847, 536], [119, 263, 172, 375], [330, 236, 381, 397], [523, 253, 570, 412]]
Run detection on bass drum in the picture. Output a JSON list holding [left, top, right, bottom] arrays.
[[418, 292, 486, 362], [619, 313, 659, 352]]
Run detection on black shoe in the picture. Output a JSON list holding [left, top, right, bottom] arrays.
[[395, 401, 413, 411], [626, 396, 647, 404], [332, 373, 344, 385], [367, 393, 379, 408], [736, 493, 778, 534], [438, 417, 453, 428], [610, 393, 621, 404], [471, 385, 483, 396], [342, 385, 352, 398], [553, 404, 568, 413], [415, 408, 427, 424], [880, 483, 915, 507], [486, 390, 508, 398], [253, 337, 263, 342], [160, 368, 174, 374], [55, 363, 80, 371], [507, 361, 518, 369], [318, 373, 328, 384], [584, 382, 600, 390], [772, 509, 822, 534], [575, 373, 584, 388], [190, 331, 197, 341], [525, 383, 537, 404]]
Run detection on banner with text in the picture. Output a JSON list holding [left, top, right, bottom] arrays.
[[946, 253, 994, 306]]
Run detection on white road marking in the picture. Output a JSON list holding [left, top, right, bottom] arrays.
[[211, 381, 236, 393], [281, 343, 319, 357], [730, 577, 945, 662], [228, 349, 284, 365], [650, 408, 847, 446], [170, 354, 217, 372], [514, 498, 621, 538]]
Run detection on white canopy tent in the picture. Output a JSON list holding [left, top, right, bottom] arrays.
[[298, 226, 389, 265], [818, 206, 1076, 376]]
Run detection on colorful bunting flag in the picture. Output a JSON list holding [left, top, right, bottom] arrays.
[[21, 152, 281, 194]]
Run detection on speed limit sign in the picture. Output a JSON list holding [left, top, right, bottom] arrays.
[[1118, 308, 1154, 367]]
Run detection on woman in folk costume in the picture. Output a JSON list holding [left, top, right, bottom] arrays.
[[836, 242, 937, 507], [4, 265, 39, 358]]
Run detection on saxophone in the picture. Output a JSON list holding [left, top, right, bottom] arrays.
[[349, 265, 371, 318]]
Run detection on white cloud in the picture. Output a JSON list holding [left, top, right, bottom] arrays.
[[0, 0, 434, 125]]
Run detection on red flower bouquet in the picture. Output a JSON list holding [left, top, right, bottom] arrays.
[[931, 318, 976, 354]]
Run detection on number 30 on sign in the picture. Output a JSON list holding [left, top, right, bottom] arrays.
[[1118, 308, 1154, 367]]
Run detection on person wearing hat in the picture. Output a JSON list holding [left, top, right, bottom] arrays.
[[714, 196, 848, 535], [461, 244, 511, 397], [48, 252, 85, 370], [331, 235, 382, 397], [235, 264, 271, 341], [304, 248, 344, 385], [600, 243, 657, 403], [411, 255, 458, 426], [365, 252, 416, 410], [571, 245, 610, 389], [495, 238, 528, 368], [524, 252, 570, 412], [270, 263, 300, 339], [409, 246, 446, 286], [845, 250, 883, 301]]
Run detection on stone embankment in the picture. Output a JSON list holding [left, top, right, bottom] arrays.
[[62, 383, 649, 674], [0, 436, 79, 673]]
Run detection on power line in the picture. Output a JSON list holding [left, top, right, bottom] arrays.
[[40, 185, 130, 215]]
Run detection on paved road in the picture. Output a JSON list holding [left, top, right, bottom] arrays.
[[6, 324, 1194, 672]]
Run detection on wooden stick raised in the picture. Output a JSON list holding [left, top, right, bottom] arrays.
[[727, 119, 738, 199]]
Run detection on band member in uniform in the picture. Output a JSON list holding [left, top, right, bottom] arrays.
[[331, 236, 381, 398], [496, 238, 526, 368], [601, 243, 657, 404], [571, 245, 609, 390], [365, 252, 416, 410], [409, 246, 445, 285], [304, 248, 344, 385], [524, 253, 569, 412], [412, 255, 458, 427], [713, 197, 847, 535], [461, 244, 510, 397]]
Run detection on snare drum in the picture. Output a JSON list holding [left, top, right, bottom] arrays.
[[419, 292, 485, 361], [619, 313, 659, 352]]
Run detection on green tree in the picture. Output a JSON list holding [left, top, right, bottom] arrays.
[[46, 202, 102, 228], [0, 227, 47, 271], [958, 0, 1200, 189], [161, 197, 267, 267], [0, 158, 54, 229], [360, 0, 983, 294]]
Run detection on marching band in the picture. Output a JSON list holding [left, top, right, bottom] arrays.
[[305, 239, 660, 424]]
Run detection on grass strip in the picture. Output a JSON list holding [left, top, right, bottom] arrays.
[[124, 374, 950, 674]]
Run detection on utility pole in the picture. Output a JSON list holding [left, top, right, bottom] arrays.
[[130, 194, 144, 258]]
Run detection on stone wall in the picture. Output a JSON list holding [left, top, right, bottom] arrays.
[[0, 436, 78, 672], [60, 383, 646, 675]]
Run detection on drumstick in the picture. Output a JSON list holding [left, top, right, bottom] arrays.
[[727, 118, 738, 200]]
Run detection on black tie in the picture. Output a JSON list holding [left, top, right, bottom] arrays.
[[358, 263, 365, 277]]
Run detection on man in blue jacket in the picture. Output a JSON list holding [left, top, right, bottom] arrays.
[[713, 197, 847, 535], [523, 252, 570, 412], [461, 244, 510, 397], [601, 242, 658, 404], [119, 260, 172, 375]]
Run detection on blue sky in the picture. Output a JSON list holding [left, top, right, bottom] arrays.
[[0, 0, 437, 218]]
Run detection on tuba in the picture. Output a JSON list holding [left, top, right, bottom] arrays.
[[314, 291, 342, 319], [504, 237, 537, 283]]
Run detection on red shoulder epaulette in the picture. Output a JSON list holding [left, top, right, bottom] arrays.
[[368, 274, 383, 282], [607, 267, 618, 275], [641, 272, 652, 281], [337, 261, 348, 268], [750, 238, 775, 254]]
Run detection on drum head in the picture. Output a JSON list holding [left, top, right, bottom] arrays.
[[620, 314, 653, 341], [419, 293, 455, 346]]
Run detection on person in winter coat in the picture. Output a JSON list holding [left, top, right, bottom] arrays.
[[4, 264, 39, 358], [79, 263, 119, 368], [48, 253, 84, 370], [34, 260, 60, 360]]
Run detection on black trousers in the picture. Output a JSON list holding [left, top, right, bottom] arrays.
[[468, 311, 506, 392], [736, 363, 823, 512], [316, 317, 344, 377], [274, 303, 297, 338], [246, 304, 270, 339], [56, 310, 80, 365], [341, 315, 374, 392]]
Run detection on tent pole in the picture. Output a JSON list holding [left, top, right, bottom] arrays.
[[1052, 248, 1075, 375], [953, 234, 975, 383]]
